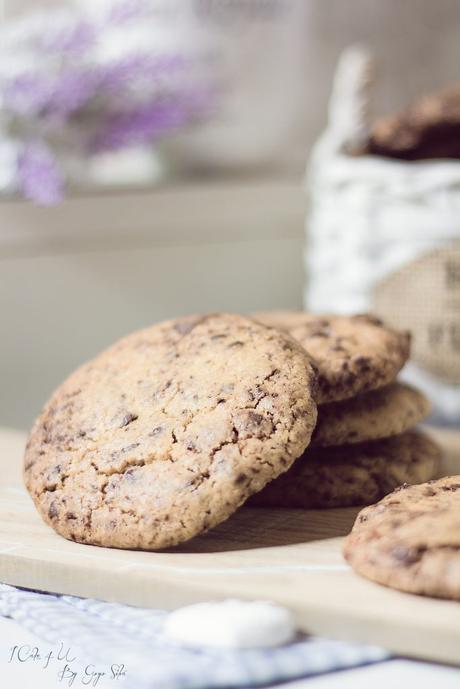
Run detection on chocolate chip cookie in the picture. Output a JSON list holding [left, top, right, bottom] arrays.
[[365, 85, 460, 160], [250, 431, 440, 509], [24, 313, 318, 549], [253, 312, 411, 403], [313, 383, 430, 447], [344, 474, 460, 600]]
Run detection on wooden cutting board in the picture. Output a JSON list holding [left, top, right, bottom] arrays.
[[1, 426, 460, 665]]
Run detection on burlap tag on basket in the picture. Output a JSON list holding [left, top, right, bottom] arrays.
[[373, 244, 460, 384]]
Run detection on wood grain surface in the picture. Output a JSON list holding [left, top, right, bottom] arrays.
[[0, 426, 459, 665]]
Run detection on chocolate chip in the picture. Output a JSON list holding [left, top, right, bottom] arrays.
[[309, 329, 329, 338], [149, 426, 163, 436], [173, 318, 202, 336], [48, 502, 58, 519], [105, 479, 117, 492], [247, 386, 264, 402], [120, 412, 138, 428], [391, 545, 420, 565], [354, 314, 383, 327], [234, 473, 247, 484], [121, 443, 140, 453], [354, 355, 372, 371], [66, 512, 77, 520]]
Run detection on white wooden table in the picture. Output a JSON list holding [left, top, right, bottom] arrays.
[[1, 427, 460, 688]]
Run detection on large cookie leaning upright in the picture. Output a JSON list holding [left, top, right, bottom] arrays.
[[254, 312, 411, 403], [344, 476, 460, 600], [24, 313, 318, 550]]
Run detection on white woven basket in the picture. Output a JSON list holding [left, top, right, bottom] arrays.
[[305, 47, 460, 423]]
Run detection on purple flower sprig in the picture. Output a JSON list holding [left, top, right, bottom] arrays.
[[1, 0, 215, 204], [17, 142, 63, 206]]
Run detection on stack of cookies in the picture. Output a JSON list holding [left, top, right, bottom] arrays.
[[250, 312, 441, 510], [23, 311, 441, 552]]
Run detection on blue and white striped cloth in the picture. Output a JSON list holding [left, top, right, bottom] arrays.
[[0, 584, 389, 689]]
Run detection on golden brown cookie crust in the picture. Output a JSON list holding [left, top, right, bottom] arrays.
[[343, 474, 460, 601], [253, 312, 411, 403], [24, 313, 317, 550], [250, 431, 440, 509], [313, 383, 430, 447]]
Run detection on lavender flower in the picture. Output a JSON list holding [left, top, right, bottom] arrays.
[[0, 0, 215, 204], [3, 74, 52, 116], [5, 70, 98, 119], [4, 55, 189, 121], [89, 90, 211, 153], [30, 20, 96, 56], [97, 55, 188, 96], [17, 143, 63, 206], [106, 0, 153, 26]]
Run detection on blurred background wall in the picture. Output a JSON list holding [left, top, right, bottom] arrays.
[[1, 0, 460, 428], [3, 0, 460, 172]]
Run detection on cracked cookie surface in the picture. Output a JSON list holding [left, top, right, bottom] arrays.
[[253, 312, 410, 403], [250, 431, 440, 509], [313, 383, 430, 447], [343, 473, 460, 600], [24, 313, 317, 549]]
